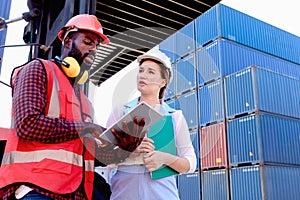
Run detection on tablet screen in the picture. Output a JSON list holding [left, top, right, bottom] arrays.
[[99, 102, 163, 144]]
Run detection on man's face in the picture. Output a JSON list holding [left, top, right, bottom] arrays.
[[67, 32, 100, 70]]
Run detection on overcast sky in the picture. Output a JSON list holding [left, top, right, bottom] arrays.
[[1, 0, 300, 127]]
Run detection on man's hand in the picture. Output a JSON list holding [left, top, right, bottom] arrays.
[[83, 123, 108, 147], [111, 116, 147, 152]]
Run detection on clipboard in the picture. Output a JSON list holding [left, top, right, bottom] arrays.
[[99, 102, 163, 144], [147, 116, 179, 180]]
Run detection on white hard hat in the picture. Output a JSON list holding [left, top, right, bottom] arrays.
[[137, 49, 172, 70]]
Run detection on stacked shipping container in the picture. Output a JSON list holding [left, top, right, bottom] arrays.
[[159, 3, 300, 200]]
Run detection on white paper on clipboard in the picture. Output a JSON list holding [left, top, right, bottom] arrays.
[[99, 102, 163, 144]]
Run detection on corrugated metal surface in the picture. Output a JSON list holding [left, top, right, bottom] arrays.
[[164, 64, 176, 100], [201, 169, 230, 200], [225, 66, 300, 119], [175, 53, 196, 95], [226, 115, 259, 166], [190, 130, 200, 171], [159, 34, 177, 64], [230, 165, 263, 200], [178, 172, 201, 200], [175, 90, 198, 130], [198, 79, 225, 126], [200, 122, 228, 170], [195, 4, 300, 65], [230, 165, 300, 200], [0, 0, 12, 74], [194, 4, 218, 47], [196, 40, 221, 86], [224, 67, 255, 118], [196, 38, 300, 86], [227, 113, 300, 167], [175, 20, 195, 59]]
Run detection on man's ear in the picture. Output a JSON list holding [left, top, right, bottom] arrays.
[[64, 37, 72, 49]]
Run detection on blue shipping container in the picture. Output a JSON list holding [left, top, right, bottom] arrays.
[[198, 79, 225, 126], [230, 165, 300, 200], [158, 34, 177, 64], [164, 63, 176, 100], [175, 53, 196, 95], [195, 3, 300, 65], [175, 20, 195, 59], [178, 172, 201, 200], [190, 130, 200, 171], [227, 113, 300, 167], [225, 66, 300, 119], [196, 38, 300, 86], [175, 90, 198, 130], [201, 169, 230, 200]]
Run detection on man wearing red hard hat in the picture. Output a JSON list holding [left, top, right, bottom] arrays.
[[0, 14, 146, 200]]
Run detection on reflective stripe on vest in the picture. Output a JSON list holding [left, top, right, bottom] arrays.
[[2, 150, 83, 166], [47, 62, 61, 118], [85, 160, 94, 172]]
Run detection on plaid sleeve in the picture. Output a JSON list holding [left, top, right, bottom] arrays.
[[13, 60, 85, 143]]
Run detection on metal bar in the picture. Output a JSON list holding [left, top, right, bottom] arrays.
[[0, 80, 11, 88]]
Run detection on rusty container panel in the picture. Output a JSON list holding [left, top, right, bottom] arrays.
[[200, 122, 228, 170]]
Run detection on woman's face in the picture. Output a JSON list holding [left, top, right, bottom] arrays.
[[137, 60, 166, 97]]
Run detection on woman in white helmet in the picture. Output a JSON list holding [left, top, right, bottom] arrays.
[[106, 49, 197, 200]]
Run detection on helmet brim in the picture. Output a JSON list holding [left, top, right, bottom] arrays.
[[57, 28, 110, 45], [137, 54, 171, 69]]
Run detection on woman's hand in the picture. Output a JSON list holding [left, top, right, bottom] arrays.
[[128, 137, 155, 159], [143, 151, 167, 172], [135, 137, 155, 153]]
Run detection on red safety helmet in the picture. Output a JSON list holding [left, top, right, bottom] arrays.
[[57, 14, 110, 45]]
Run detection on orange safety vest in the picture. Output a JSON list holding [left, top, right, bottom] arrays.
[[0, 59, 95, 199]]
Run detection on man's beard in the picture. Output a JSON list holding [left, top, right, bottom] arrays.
[[68, 43, 92, 71]]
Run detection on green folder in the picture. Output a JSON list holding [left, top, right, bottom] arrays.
[[147, 115, 179, 180]]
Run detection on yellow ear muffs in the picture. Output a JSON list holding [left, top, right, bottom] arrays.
[[77, 70, 88, 84], [61, 57, 80, 78], [55, 56, 88, 84]]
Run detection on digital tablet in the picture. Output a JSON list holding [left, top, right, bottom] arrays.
[[99, 102, 163, 144]]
